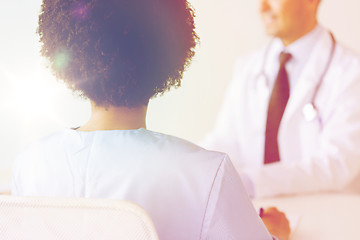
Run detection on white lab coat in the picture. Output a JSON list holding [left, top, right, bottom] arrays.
[[12, 129, 272, 240], [203, 28, 360, 198]]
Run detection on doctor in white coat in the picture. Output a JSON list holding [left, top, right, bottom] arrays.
[[203, 0, 360, 198]]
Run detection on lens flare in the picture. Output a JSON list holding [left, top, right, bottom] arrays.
[[54, 51, 70, 70]]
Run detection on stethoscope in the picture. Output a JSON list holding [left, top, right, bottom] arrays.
[[255, 32, 336, 122]]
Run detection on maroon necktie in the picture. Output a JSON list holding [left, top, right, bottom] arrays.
[[264, 52, 292, 164]]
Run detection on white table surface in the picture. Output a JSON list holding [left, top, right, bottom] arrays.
[[253, 193, 360, 240]]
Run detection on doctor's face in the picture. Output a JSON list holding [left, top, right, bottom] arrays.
[[260, 0, 317, 45]]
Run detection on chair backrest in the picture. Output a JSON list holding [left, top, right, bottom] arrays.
[[0, 195, 159, 240]]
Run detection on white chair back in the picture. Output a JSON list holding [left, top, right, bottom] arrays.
[[0, 195, 159, 240]]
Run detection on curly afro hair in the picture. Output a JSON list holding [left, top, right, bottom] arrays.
[[38, 0, 199, 107]]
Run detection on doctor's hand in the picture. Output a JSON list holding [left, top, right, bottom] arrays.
[[260, 207, 290, 240]]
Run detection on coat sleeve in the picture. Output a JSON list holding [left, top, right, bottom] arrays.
[[200, 154, 272, 240], [200, 57, 249, 165]]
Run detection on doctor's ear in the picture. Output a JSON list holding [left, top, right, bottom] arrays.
[[306, 0, 322, 11]]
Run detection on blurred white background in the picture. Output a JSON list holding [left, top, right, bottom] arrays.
[[0, 0, 360, 170]]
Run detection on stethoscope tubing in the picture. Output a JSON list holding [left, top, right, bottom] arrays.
[[310, 32, 336, 105]]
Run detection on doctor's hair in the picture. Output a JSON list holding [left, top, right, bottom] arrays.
[[38, 0, 199, 107]]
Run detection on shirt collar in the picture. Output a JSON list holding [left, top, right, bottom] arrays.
[[284, 25, 323, 64], [266, 25, 325, 88]]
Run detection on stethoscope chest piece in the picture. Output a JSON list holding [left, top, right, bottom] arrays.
[[302, 103, 318, 121]]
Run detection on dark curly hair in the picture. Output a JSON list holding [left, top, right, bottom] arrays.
[[38, 0, 198, 107]]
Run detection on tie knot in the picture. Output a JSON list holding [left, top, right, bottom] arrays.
[[279, 52, 292, 66]]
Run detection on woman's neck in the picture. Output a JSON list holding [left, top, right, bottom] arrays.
[[77, 101, 147, 131]]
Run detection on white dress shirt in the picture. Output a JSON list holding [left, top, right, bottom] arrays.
[[263, 25, 324, 91]]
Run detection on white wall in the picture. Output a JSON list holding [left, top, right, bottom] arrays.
[[0, 0, 90, 169], [0, 0, 360, 169]]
